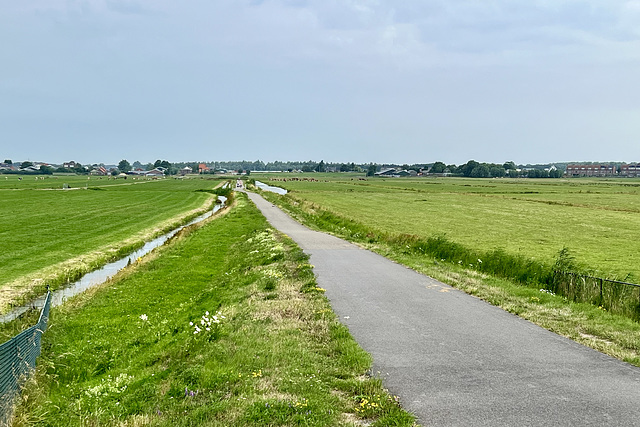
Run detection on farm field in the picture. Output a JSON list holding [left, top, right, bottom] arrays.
[[10, 194, 414, 426], [0, 176, 226, 312], [255, 175, 640, 280]]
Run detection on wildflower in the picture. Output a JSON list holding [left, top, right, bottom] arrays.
[[140, 314, 148, 321]]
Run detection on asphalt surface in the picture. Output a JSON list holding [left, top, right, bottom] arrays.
[[246, 191, 640, 426]]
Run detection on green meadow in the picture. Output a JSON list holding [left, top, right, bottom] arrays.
[[252, 177, 640, 366], [0, 176, 227, 312], [11, 194, 415, 426], [256, 175, 640, 280]]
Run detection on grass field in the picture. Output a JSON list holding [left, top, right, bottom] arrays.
[[255, 175, 640, 280], [252, 179, 640, 367], [0, 176, 228, 313], [11, 193, 415, 426]]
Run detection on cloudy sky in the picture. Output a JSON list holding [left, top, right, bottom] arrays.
[[1, 0, 640, 165]]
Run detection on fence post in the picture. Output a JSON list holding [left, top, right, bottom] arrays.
[[599, 278, 603, 307]]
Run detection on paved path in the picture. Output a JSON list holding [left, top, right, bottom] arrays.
[[246, 191, 640, 426]]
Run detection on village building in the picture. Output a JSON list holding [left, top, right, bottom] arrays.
[[620, 164, 640, 177], [565, 164, 616, 177], [374, 168, 412, 177], [145, 168, 165, 177], [90, 166, 108, 176]]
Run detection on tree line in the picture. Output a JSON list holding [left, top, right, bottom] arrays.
[[2, 158, 565, 178]]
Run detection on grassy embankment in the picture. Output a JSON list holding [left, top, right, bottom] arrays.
[[11, 192, 416, 426], [0, 177, 228, 313], [252, 176, 640, 367]]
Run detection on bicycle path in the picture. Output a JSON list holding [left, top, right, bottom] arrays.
[[246, 191, 640, 426]]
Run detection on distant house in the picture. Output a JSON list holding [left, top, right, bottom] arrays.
[[180, 166, 193, 176], [620, 164, 640, 177], [145, 168, 165, 177], [374, 168, 412, 177], [90, 166, 108, 176], [21, 165, 41, 172], [375, 168, 397, 176], [565, 164, 615, 177], [63, 161, 77, 169], [198, 163, 210, 173]]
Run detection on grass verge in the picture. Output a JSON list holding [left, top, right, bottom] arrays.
[[256, 189, 640, 368], [10, 193, 416, 426]]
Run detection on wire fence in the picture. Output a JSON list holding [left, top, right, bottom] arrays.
[[0, 291, 51, 426], [551, 272, 640, 321]]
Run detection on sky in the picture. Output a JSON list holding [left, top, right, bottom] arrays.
[[1, 0, 640, 166]]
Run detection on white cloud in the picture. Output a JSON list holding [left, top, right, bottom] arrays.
[[1, 0, 639, 164]]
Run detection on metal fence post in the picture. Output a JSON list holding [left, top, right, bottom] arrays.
[[599, 278, 603, 307]]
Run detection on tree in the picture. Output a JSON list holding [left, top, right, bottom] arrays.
[[3, 159, 11, 164], [340, 163, 350, 172], [118, 159, 131, 173], [459, 160, 480, 177], [74, 163, 86, 174], [20, 161, 33, 169], [503, 161, 516, 170], [40, 165, 53, 175], [470, 164, 490, 178], [367, 164, 377, 177], [430, 161, 446, 174], [549, 168, 563, 178], [490, 166, 506, 178], [132, 161, 143, 169], [315, 160, 326, 172]]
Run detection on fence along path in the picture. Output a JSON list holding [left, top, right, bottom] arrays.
[[553, 271, 640, 320], [0, 291, 51, 426], [246, 191, 640, 426]]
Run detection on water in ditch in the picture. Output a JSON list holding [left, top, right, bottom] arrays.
[[255, 180, 287, 195], [0, 196, 227, 323]]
